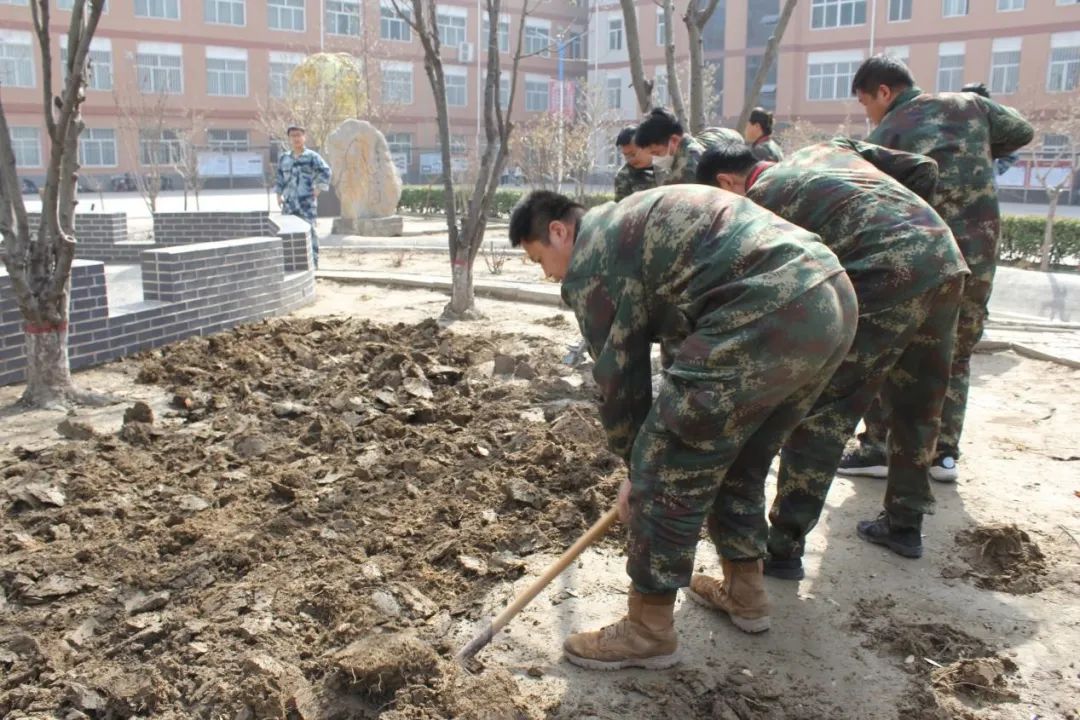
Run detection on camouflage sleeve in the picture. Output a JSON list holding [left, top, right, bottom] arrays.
[[677, 144, 704, 184], [313, 152, 331, 192], [974, 96, 1035, 159], [838, 138, 939, 203], [273, 161, 285, 195], [614, 166, 632, 201], [567, 275, 653, 462]]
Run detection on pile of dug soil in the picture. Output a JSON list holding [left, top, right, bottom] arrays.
[[949, 523, 1047, 594], [0, 318, 621, 718]]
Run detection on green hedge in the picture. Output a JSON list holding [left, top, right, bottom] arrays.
[[398, 186, 615, 219], [999, 215, 1080, 267]]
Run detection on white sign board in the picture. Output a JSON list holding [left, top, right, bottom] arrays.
[[197, 151, 264, 178]]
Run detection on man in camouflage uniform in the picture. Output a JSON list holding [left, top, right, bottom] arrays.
[[274, 125, 331, 269], [745, 107, 784, 162], [840, 55, 1033, 482], [698, 139, 968, 565], [634, 107, 708, 185], [509, 187, 856, 670], [613, 125, 657, 201]]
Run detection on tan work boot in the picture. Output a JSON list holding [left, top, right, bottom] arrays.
[[562, 589, 679, 670], [686, 558, 771, 633]]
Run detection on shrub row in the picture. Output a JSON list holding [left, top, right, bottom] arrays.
[[398, 186, 615, 219], [999, 215, 1080, 267]]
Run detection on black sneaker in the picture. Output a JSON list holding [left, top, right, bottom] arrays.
[[763, 555, 804, 581], [836, 445, 888, 479], [929, 453, 958, 483], [856, 513, 923, 559]]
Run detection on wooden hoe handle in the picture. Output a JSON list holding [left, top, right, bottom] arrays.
[[454, 506, 619, 664]]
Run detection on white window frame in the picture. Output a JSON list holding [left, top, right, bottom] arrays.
[[381, 60, 414, 105], [135, 0, 180, 20], [136, 42, 183, 94], [608, 17, 623, 51], [0, 30, 35, 89], [887, 0, 911, 22], [806, 49, 863, 101], [206, 47, 248, 97], [79, 128, 117, 168], [482, 13, 510, 53], [654, 67, 669, 105], [381, 0, 412, 42], [936, 42, 965, 92], [326, 0, 361, 36], [11, 127, 41, 168], [60, 36, 112, 91], [810, 0, 867, 29], [606, 75, 622, 110], [990, 38, 1021, 95], [268, 0, 305, 32], [525, 19, 551, 58], [996, 0, 1024, 10], [525, 74, 549, 111], [140, 128, 182, 166], [1048, 32, 1080, 92], [269, 50, 303, 98], [656, 8, 666, 45], [444, 65, 468, 107], [437, 6, 468, 49], [204, 0, 245, 25], [207, 129, 250, 151], [942, 0, 968, 17]]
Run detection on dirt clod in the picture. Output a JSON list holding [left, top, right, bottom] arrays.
[[952, 523, 1047, 594]]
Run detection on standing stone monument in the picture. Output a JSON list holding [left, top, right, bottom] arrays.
[[326, 119, 404, 236]]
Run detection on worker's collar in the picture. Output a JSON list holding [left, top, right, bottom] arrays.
[[745, 161, 775, 191], [887, 86, 922, 115], [752, 135, 772, 147]]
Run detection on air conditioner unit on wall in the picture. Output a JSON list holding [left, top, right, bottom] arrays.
[[458, 42, 474, 62]]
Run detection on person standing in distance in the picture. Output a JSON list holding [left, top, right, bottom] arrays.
[[744, 107, 784, 162], [274, 125, 331, 269]]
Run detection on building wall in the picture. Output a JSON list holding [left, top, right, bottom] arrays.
[[1, 0, 589, 183]]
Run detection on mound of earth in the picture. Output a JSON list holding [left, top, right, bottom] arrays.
[[0, 317, 621, 718], [947, 523, 1047, 594]]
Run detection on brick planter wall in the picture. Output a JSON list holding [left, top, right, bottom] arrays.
[[24, 213, 143, 263]]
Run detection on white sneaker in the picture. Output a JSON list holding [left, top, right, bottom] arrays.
[[930, 455, 958, 483]]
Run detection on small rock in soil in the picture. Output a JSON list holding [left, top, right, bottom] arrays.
[[56, 418, 96, 441], [7, 480, 66, 508], [272, 401, 312, 418], [177, 494, 210, 512], [371, 589, 402, 619], [124, 590, 171, 615], [123, 401, 155, 425], [492, 353, 517, 375]]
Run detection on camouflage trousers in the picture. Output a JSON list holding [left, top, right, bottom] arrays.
[[858, 263, 991, 458], [626, 274, 858, 594], [768, 277, 963, 557]]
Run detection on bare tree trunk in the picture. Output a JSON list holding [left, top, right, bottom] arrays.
[[684, 0, 721, 133], [737, 0, 798, 132], [1040, 187, 1060, 272], [663, 0, 687, 124], [619, 0, 653, 113]]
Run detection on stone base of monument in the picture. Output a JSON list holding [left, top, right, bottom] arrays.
[[332, 215, 404, 236]]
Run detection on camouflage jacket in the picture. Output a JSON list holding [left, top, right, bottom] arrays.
[[614, 163, 657, 201], [660, 135, 708, 185], [274, 148, 332, 223], [697, 127, 744, 152], [747, 138, 968, 313], [561, 185, 845, 461], [867, 87, 1034, 269], [751, 136, 784, 162]]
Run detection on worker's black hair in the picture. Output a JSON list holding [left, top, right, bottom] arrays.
[[615, 125, 639, 147], [695, 144, 758, 186], [508, 191, 585, 247], [961, 82, 991, 99], [748, 107, 774, 135], [286, 125, 306, 135], [634, 107, 683, 147], [851, 54, 915, 96]]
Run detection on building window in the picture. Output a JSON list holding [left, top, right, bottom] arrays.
[[268, 0, 305, 31], [437, 8, 468, 48], [499, 75, 510, 109], [1048, 36, 1080, 92], [937, 43, 965, 92], [525, 77, 548, 111], [608, 17, 623, 51], [205, 0, 245, 24], [942, 0, 968, 17], [386, 132, 412, 165], [445, 69, 467, 106], [997, 0, 1024, 9], [1056, 0, 1080, 5], [269, 53, 301, 98], [0, 33, 34, 88], [10, 127, 40, 168], [207, 129, 249, 151], [567, 32, 584, 59], [206, 53, 248, 97], [381, 61, 413, 104], [136, 48, 183, 94], [326, 0, 360, 35], [656, 9, 666, 45], [525, 21, 550, 57], [0, 0, 29, 5], [135, 0, 179, 19], [79, 128, 116, 167], [482, 14, 510, 53], [61, 43, 113, 91], [887, 0, 911, 21], [807, 53, 862, 100], [381, 1, 412, 41], [140, 129, 182, 166], [990, 40, 1021, 95], [606, 76, 621, 109], [810, 0, 866, 29]]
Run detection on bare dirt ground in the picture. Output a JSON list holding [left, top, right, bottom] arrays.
[[1, 281, 1078, 720], [319, 249, 543, 286]]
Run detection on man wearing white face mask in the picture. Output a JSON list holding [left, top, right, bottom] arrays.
[[634, 108, 708, 185]]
